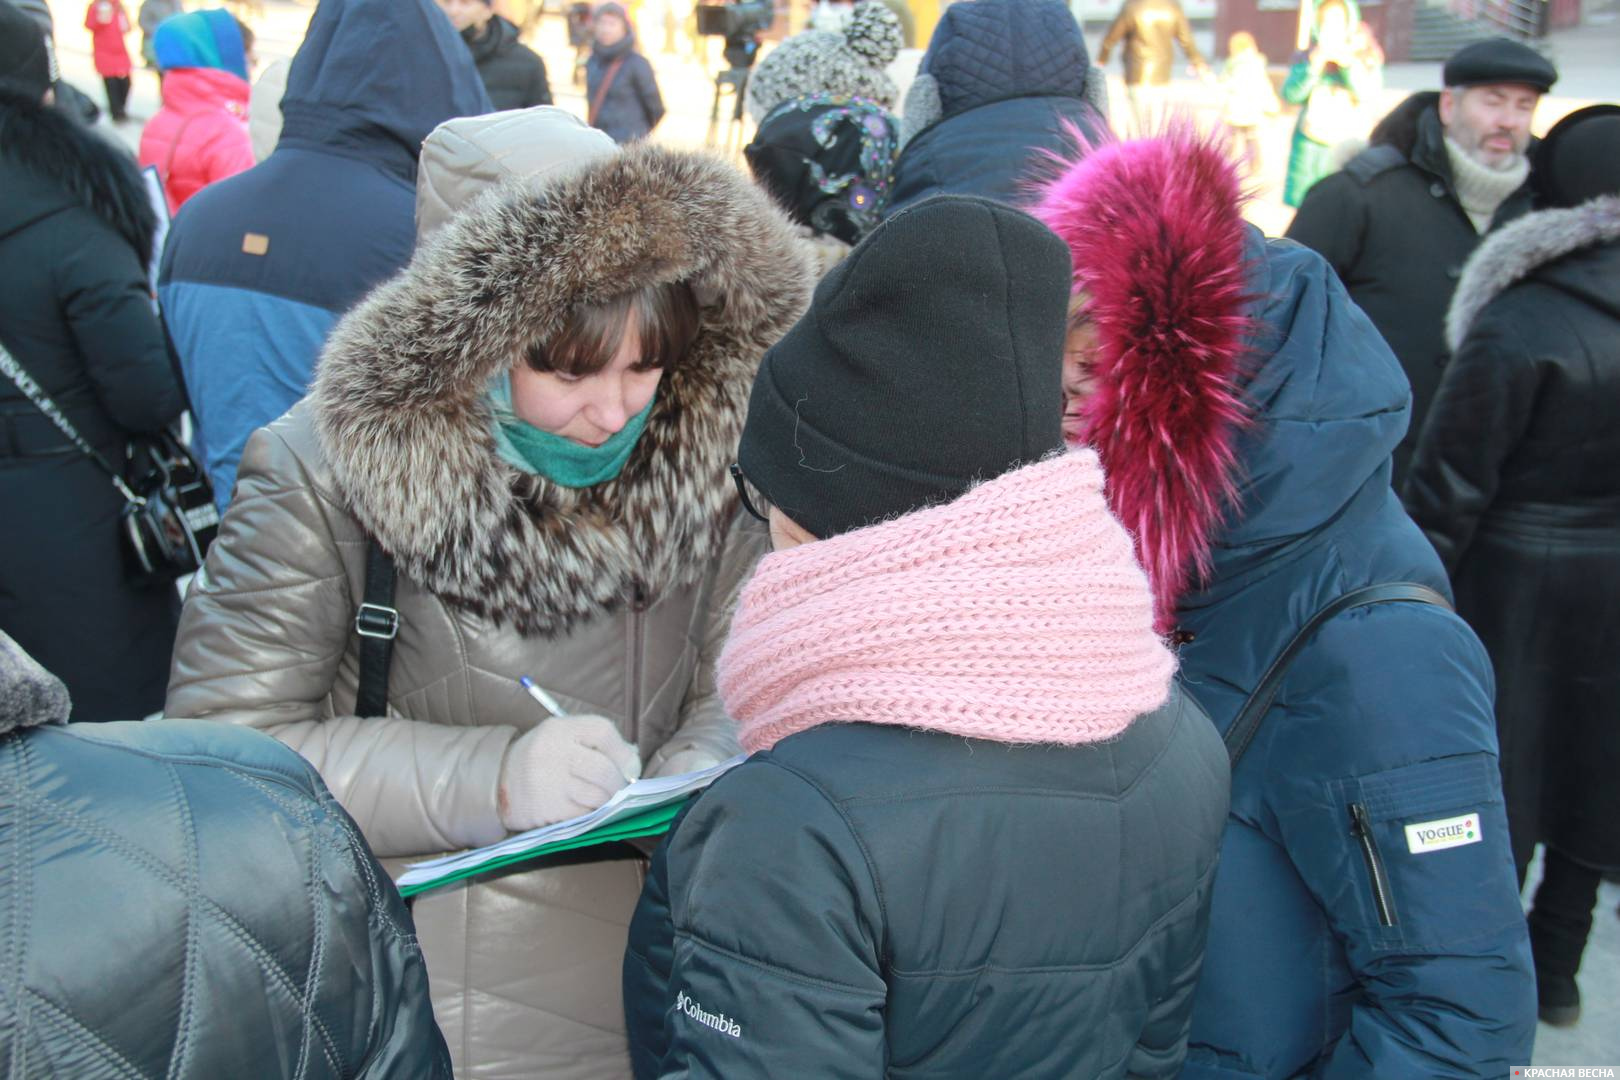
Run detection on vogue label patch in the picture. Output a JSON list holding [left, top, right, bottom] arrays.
[[1404, 813, 1482, 854]]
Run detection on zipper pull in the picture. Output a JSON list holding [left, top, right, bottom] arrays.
[[629, 580, 648, 613], [1350, 802, 1372, 836]]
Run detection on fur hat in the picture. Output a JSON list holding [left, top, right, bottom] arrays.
[[744, 1, 902, 123], [1535, 103, 1620, 209]]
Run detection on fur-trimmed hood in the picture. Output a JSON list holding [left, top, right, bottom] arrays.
[[0, 85, 155, 258], [1032, 126, 1253, 633], [1447, 194, 1620, 350], [311, 144, 811, 636], [0, 631, 69, 734]]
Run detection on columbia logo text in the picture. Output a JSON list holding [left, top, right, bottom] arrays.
[[675, 991, 743, 1038]]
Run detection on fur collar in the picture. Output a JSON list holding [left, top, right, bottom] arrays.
[[0, 632, 70, 734], [0, 86, 155, 257], [1447, 195, 1620, 350], [311, 144, 810, 636]]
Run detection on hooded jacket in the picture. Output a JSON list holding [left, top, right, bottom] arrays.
[[885, 0, 1107, 216], [1035, 129, 1536, 1079], [1285, 93, 1535, 484], [464, 14, 551, 111], [137, 9, 254, 211], [1405, 195, 1620, 873], [157, 0, 490, 512], [0, 631, 451, 1078], [0, 85, 184, 722], [165, 129, 811, 1078]]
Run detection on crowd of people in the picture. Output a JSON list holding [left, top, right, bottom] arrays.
[[1, 0, 1616, 1075]]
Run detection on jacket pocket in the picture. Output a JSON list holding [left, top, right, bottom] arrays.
[[1330, 753, 1520, 952], [1349, 801, 1398, 927]]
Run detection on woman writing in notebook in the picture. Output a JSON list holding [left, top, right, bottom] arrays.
[[163, 106, 810, 1079]]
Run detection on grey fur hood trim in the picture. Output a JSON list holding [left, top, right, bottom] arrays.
[[1447, 194, 1620, 350], [310, 144, 811, 636], [0, 631, 70, 733]]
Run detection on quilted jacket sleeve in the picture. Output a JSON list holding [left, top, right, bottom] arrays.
[[165, 421, 516, 858], [1402, 316, 1540, 573], [650, 514, 767, 774], [1268, 603, 1536, 1078], [625, 760, 888, 1078]]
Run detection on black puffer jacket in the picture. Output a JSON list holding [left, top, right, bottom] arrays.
[[1405, 195, 1620, 873], [464, 15, 551, 110], [886, 0, 1106, 216], [0, 86, 185, 722], [1284, 95, 1536, 485], [0, 629, 451, 1077]]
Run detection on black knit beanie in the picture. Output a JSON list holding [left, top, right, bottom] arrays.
[[737, 194, 1071, 539], [1536, 104, 1620, 208], [0, 0, 54, 99]]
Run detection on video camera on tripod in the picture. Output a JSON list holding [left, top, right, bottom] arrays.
[[695, 0, 774, 69]]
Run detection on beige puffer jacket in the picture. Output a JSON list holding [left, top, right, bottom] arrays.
[[165, 112, 811, 1079]]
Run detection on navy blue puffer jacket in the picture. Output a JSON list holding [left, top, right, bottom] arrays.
[[886, 0, 1105, 215], [1177, 234, 1537, 1078]]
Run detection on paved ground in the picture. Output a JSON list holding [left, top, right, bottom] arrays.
[[41, 0, 1620, 1064]]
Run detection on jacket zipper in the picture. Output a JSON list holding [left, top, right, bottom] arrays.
[[626, 581, 647, 745], [1349, 802, 1398, 927]]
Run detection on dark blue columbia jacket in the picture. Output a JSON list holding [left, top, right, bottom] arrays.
[[624, 685, 1230, 1079], [886, 0, 1105, 216], [158, 0, 489, 511], [1177, 234, 1536, 1078]]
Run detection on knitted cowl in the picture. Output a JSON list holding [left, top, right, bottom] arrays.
[[718, 451, 1176, 753]]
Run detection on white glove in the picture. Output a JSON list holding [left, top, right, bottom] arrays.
[[648, 747, 725, 779], [497, 714, 642, 832]]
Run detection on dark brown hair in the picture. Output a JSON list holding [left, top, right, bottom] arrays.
[[525, 280, 701, 377]]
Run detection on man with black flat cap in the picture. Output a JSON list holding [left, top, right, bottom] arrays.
[[1286, 37, 1557, 487]]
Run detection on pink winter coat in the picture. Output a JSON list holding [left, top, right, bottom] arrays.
[[138, 66, 254, 212], [84, 0, 133, 78]]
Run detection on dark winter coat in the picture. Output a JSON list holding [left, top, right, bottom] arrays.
[[0, 629, 451, 1078], [1285, 95, 1535, 485], [586, 37, 664, 144], [464, 15, 551, 110], [1174, 234, 1535, 1078], [886, 0, 1106, 216], [1096, 0, 1205, 86], [1405, 195, 1620, 874], [158, 0, 489, 511], [624, 685, 1229, 1078], [0, 86, 185, 722]]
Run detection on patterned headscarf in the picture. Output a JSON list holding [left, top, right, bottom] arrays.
[[745, 94, 899, 245]]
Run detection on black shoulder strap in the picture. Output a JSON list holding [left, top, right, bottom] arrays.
[[353, 537, 399, 718], [1224, 582, 1452, 767]]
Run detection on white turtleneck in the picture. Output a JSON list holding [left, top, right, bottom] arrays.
[[1445, 136, 1531, 234]]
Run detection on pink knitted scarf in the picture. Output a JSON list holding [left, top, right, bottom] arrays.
[[718, 451, 1176, 753]]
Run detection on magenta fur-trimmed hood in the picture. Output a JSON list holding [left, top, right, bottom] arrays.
[[1032, 124, 1255, 634]]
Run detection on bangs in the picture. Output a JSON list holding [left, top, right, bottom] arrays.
[[526, 280, 701, 377]]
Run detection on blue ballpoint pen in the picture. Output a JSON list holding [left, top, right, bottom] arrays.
[[518, 675, 566, 718]]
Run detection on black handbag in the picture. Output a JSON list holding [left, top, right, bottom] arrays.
[[0, 341, 218, 582]]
